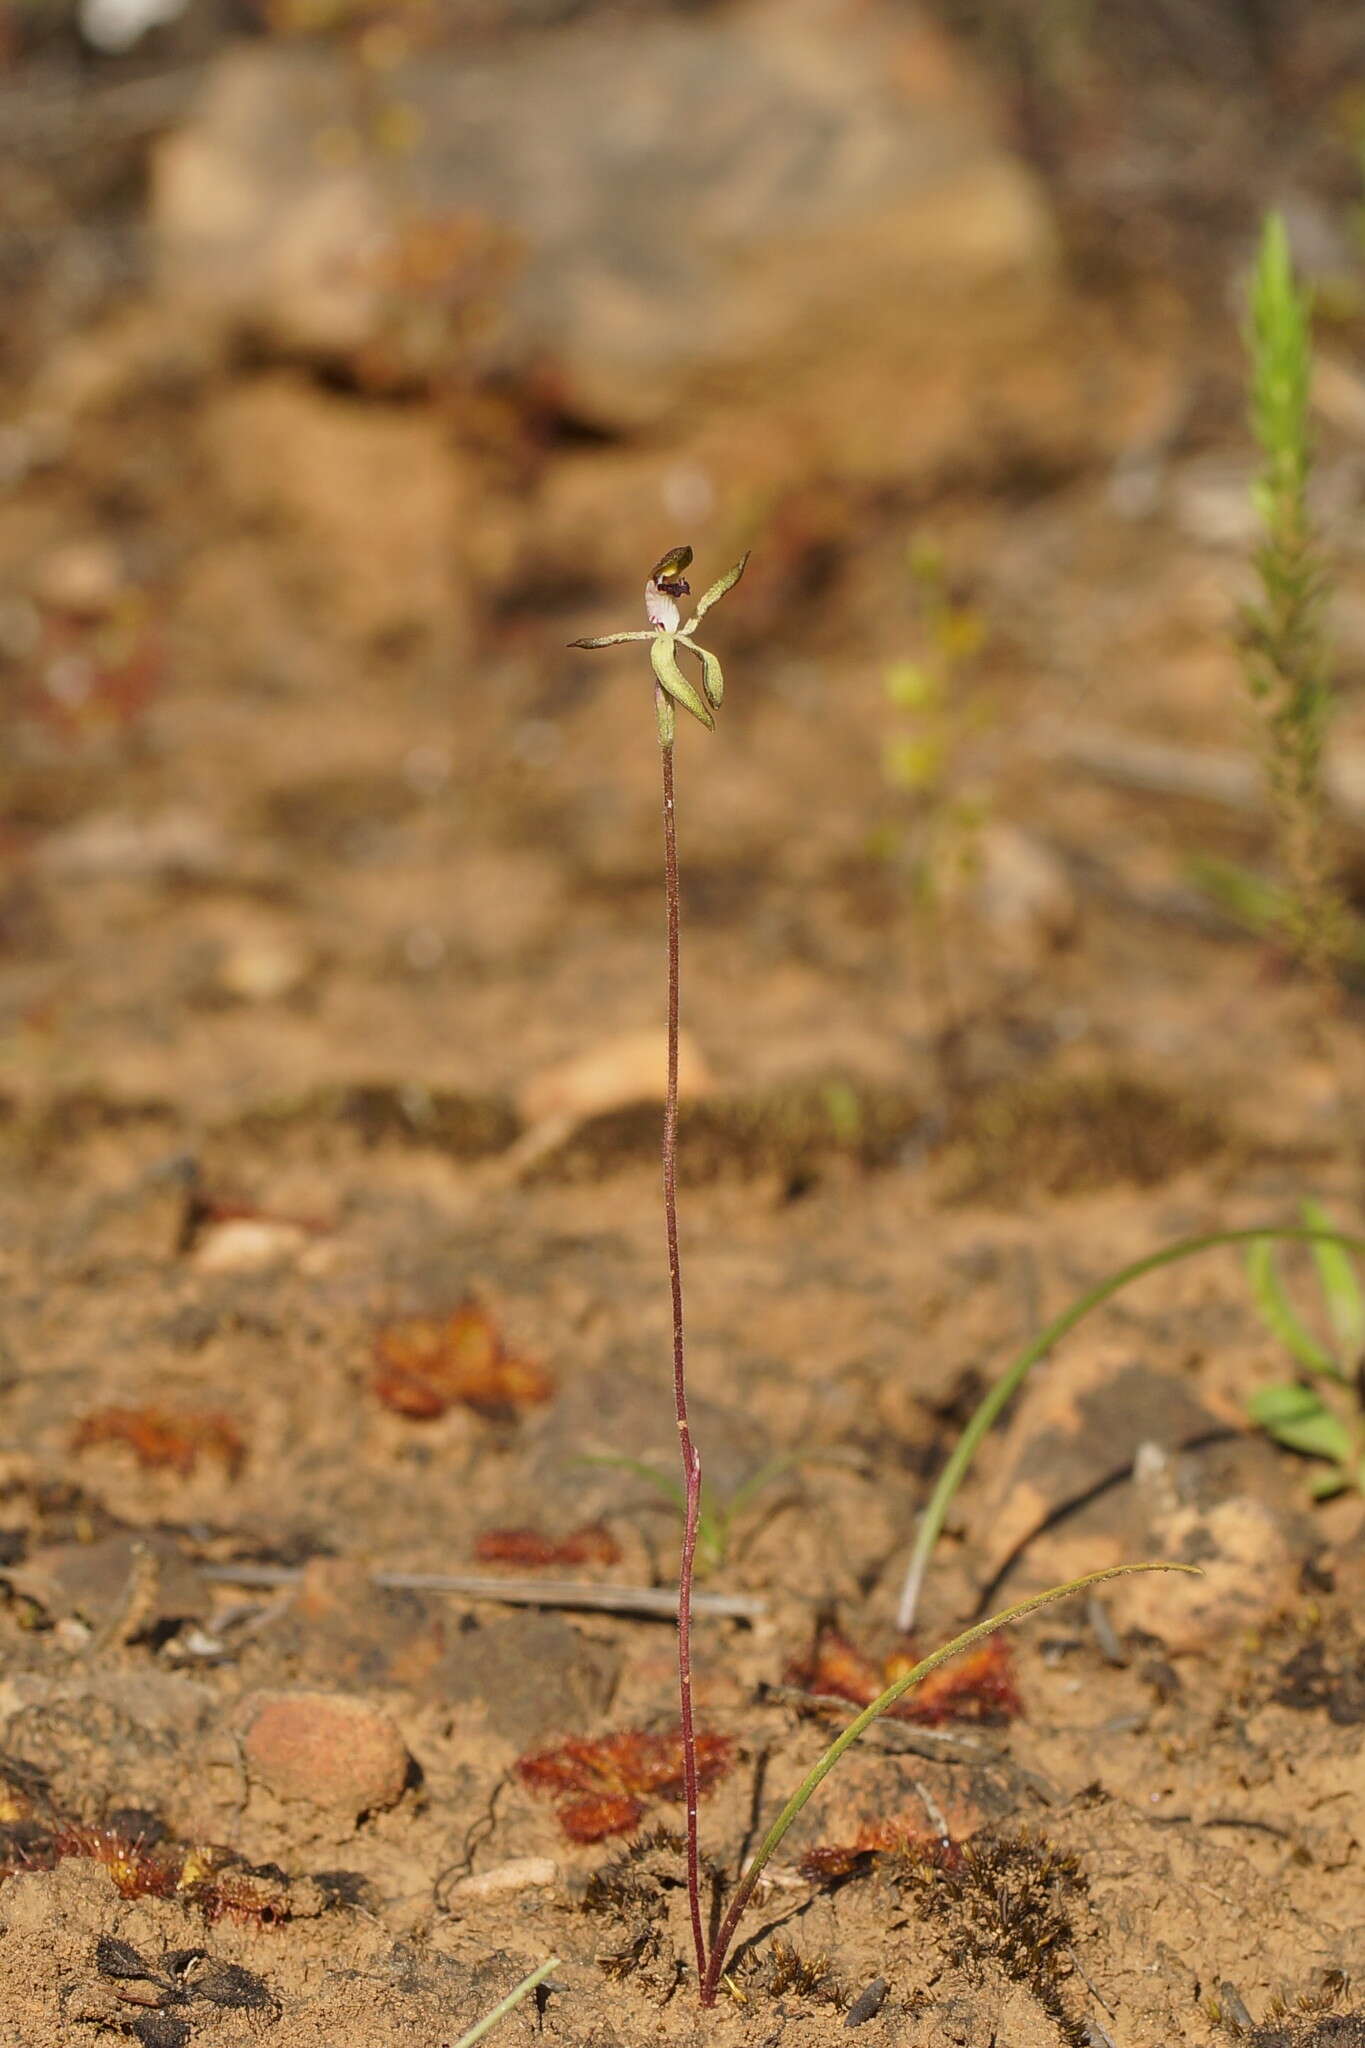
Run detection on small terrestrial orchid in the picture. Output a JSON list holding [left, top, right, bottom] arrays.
[[568, 544, 750, 745]]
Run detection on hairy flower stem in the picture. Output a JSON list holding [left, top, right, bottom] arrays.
[[660, 736, 708, 1990]]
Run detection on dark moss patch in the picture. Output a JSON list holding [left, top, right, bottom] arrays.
[[936, 1070, 1230, 1205], [528, 1077, 925, 1186], [1272, 1634, 1365, 1726], [896, 1831, 1088, 2046], [233, 1083, 518, 1158]]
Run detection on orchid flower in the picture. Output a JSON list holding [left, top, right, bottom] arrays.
[[568, 544, 750, 745]]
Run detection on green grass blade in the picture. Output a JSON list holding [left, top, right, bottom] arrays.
[[1301, 1199, 1365, 1362], [579, 1452, 687, 1514], [702, 1562, 1195, 2001], [1248, 1382, 1353, 1465], [720, 1448, 860, 1529], [449, 1958, 561, 2048], [895, 1225, 1365, 1633], [1247, 1234, 1339, 1378], [579, 1452, 723, 1567]]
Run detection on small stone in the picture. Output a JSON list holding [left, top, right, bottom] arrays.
[[216, 935, 311, 1003], [517, 1028, 712, 1128], [34, 538, 123, 616], [240, 1691, 411, 1818], [1112, 1495, 1299, 1652], [445, 1857, 559, 1901], [191, 1218, 310, 1274]]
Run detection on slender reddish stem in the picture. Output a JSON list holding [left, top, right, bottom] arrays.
[[661, 739, 708, 1993]]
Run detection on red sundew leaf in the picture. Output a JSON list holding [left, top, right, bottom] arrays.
[[372, 1302, 554, 1420], [887, 1634, 1020, 1726], [557, 1794, 644, 1844], [783, 1630, 883, 1708], [516, 1726, 735, 1841], [53, 1825, 179, 1900], [786, 1629, 1019, 1728], [70, 1407, 247, 1481], [516, 1735, 610, 1797], [473, 1522, 621, 1569]]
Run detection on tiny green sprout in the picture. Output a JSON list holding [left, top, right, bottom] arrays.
[[584, 1448, 862, 1576], [568, 544, 750, 747], [1246, 1201, 1365, 1498]]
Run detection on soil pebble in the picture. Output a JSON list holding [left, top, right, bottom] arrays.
[[239, 1691, 412, 1819]]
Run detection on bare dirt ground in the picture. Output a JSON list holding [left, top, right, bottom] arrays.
[[3, 5, 1365, 2045]]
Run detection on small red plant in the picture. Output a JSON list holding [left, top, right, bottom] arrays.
[[517, 1726, 735, 1844], [70, 1406, 247, 1480], [474, 1522, 620, 1568], [785, 1627, 1019, 1726], [372, 1301, 553, 1420], [52, 1824, 180, 1900]]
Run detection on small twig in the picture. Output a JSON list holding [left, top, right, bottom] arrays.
[[88, 1541, 159, 1656], [1219, 1982, 1255, 2033], [912, 1777, 951, 1847], [195, 1562, 765, 1620], [1086, 1595, 1127, 1668]]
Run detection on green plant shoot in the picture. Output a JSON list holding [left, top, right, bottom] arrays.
[[1242, 211, 1344, 981], [1246, 1201, 1365, 1497], [896, 1224, 1365, 1633], [584, 1448, 861, 1575]]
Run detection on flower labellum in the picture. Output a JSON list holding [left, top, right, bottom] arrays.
[[645, 545, 693, 634]]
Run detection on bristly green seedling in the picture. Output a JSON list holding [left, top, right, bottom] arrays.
[[1247, 1201, 1365, 1498], [1241, 211, 1345, 986], [568, 542, 749, 1997]]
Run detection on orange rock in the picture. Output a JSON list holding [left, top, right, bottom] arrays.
[[240, 1692, 410, 1818]]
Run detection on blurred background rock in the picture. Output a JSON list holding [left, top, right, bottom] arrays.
[[3, 0, 1365, 1120]]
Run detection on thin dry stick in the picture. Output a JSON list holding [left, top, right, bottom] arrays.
[[195, 1561, 765, 1620], [661, 737, 708, 1986]]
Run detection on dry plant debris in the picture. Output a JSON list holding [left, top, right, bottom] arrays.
[[473, 1523, 621, 1568], [69, 1408, 247, 1481]]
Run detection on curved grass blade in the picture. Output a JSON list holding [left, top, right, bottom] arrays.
[[1301, 1199, 1365, 1363], [1247, 1234, 1339, 1379], [650, 635, 714, 730], [895, 1225, 1365, 1633], [701, 1561, 1196, 2003]]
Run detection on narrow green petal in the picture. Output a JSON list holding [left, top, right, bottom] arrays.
[[568, 631, 654, 648], [655, 688, 676, 747], [682, 551, 750, 632], [649, 634, 714, 730]]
